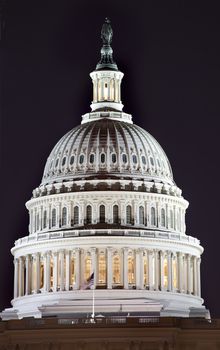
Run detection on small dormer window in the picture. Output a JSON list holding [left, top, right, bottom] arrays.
[[142, 155, 146, 165], [122, 154, 127, 163], [90, 154, 95, 164], [70, 155, 74, 165], [150, 157, 154, 166], [132, 155, 137, 164], [101, 153, 105, 163], [55, 158, 59, 167], [112, 153, 117, 163], [62, 157, 66, 166], [79, 155, 84, 164]]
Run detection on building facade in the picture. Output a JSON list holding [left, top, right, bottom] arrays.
[[1, 18, 209, 320]]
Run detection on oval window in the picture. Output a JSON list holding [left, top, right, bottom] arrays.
[[112, 153, 117, 163], [101, 153, 105, 163], [132, 155, 137, 164], [79, 155, 84, 164], [62, 157, 66, 166], [142, 155, 146, 165], [122, 154, 127, 163], [90, 154, 95, 164], [70, 155, 74, 165]]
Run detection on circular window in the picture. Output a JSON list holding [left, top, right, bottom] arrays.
[[141, 155, 146, 165], [79, 155, 84, 164], [101, 153, 105, 163], [112, 153, 117, 163], [122, 154, 127, 163], [70, 155, 75, 165], [90, 154, 95, 164], [132, 154, 137, 164], [62, 157, 66, 166]]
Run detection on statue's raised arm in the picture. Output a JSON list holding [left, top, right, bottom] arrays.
[[101, 18, 113, 45]]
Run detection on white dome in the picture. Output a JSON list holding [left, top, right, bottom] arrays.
[[42, 117, 174, 186]]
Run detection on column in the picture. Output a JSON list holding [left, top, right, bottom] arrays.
[[167, 251, 172, 292], [25, 255, 31, 295], [18, 257, 24, 297], [46, 252, 51, 292], [35, 253, 40, 293], [135, 249, 141, 289], [13, 258, 19, 298], [123, 248, 128, 289], [91, 248, 97, 288], [75, 248, 80, 289], [154, 250, 159, 291], [193, 256, 198, 295], [148, 250, 154, 290], [43, 253, 47, 292], [60, 250, 65, 291], [53, 252, 58, 292], [178, 252, 183, 293], [197, 257, 201, 297], [139, 249, 144, 290], [187, 254, 191, 294], [65, 250, 70, 291], [160, 251, 164, 291], [107, 247, 112, 289]]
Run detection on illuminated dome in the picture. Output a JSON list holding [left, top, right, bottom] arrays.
[[1, 18, 209, 321], [42, 118, 174, 186]]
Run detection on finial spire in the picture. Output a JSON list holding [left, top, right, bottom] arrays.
[[96, 18, 118, 71]]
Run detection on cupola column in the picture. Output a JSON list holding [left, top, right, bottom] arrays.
[[148, 250, 154, 290], [123, 248, 128, 289], [187, 254, 191, 294], [53, 252, 58, 292], [18, 257, 24, 297], [13, 258, 19, 298], [65, 250, 70, 291], [167, 251, 172, 292], [107, 247, 113, 289], [25, 255, 31, 295], [74, 248, 80, 289], [197, 257, 201, 297]]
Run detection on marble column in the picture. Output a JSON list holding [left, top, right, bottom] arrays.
[[154, 250, 159, 291], [139, 249, 144, 290], [43, 253, 47, 292], [107, 247, 113, 289], [123, 248, 128, 289], [60, 250, 65, 291], [135, 249, 141, 289], [25, 255, 31, 295], [167, 251, 172, 292], [160, 251, 164, 291], [35, 253, 40, 293], [46, 252, 51, 292], [65, 250, 70, 291], [193, 256, 198, 296], [75, 248, 80, 289], [18, 257, 24, 297], [187, 254, 191, 294], [53, 252, 58, 292], [178, 252, 183, 293], [13, 258, 19, 298], [91, 248, 97, 288], [197, 257, 201, 297], [148, 250, 154, 290]]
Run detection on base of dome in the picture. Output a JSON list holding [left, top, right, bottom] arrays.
[[1, 290, 210, 320]]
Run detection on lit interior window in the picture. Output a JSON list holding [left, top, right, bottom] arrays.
[[128, 256, 135, 284], [113, 255, 121, 284], [98, 254, 106, 284]]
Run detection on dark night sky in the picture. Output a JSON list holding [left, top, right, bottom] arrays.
[[1, 0, 220, 317]]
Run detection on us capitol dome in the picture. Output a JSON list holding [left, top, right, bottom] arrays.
[[1, 18, 209, 320]]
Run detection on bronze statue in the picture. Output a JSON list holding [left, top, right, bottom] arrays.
[[101, 18, 113, 45]]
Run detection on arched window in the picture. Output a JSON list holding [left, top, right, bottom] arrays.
[[151, 207, 156, 226], [170, 210, 174, 229], [52, 208, 56, 227], [113, 205, 119, 224], [112, 153, 117, 163], [161, 208, 166, 227], [43, 210, 47, 229], [126, 205, 132, 225], [89, 154, 95, 164], [100, 153, 105, 163], [73, 206, 79, 225], [62, 207, 67, 226], [99, 205, 105, 223], [128, 256, 135, 284], [112, 255, 121, 284], [139, 206, 144, 225], [86, 205, 92, 224], [98, 254, 106, 284]]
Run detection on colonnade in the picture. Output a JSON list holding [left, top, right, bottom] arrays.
[[13, 248, 201, 299]]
